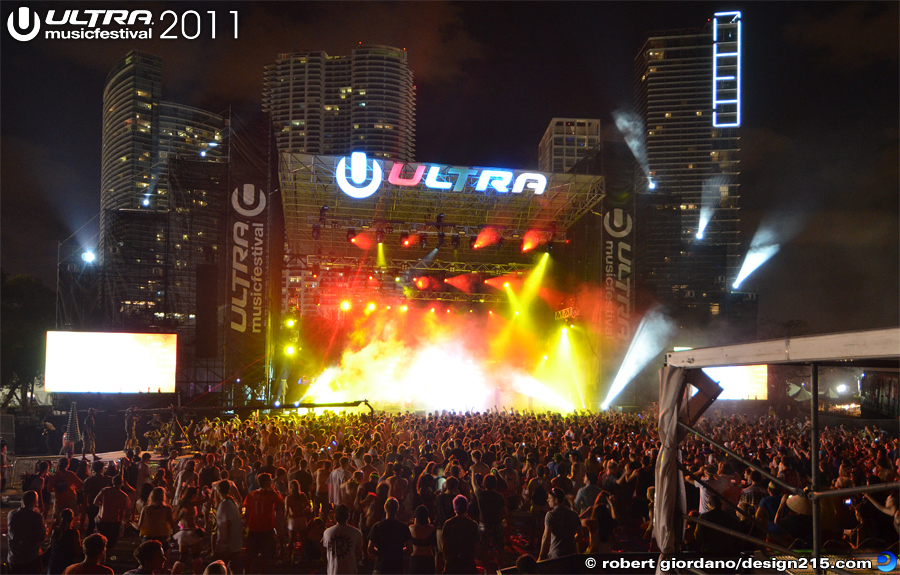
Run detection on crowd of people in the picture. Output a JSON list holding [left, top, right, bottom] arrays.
[[4, 407, 898, 574]]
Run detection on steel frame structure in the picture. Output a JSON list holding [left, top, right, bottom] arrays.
[[278, 153, 604, 316], [658, 328, 900, 575]]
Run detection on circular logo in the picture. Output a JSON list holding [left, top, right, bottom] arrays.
[[7, 7, 41, 42], [335, 152, 383, 199]]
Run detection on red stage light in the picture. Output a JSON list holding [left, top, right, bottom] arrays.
[[521, 230, 541, 252]]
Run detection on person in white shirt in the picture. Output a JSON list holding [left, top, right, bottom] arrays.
[[213, 481, 243, 562], [323, 504, 364, 575], [327, 457, 352, 506]]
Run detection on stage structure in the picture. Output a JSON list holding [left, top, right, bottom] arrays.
[[278, 152, 604, 317]]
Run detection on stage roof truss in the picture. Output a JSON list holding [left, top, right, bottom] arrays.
[[279, 153, 604, 257]]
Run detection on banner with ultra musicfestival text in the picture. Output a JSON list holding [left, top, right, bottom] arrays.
[[226, 184, 269, 401]]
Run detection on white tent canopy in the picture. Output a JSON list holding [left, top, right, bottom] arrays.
[[655, 327, 899, 571]]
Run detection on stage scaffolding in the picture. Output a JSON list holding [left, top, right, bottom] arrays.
[[278, 153, 604, 316]]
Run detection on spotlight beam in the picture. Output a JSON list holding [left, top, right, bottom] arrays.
[[600, 307, 675, 409]]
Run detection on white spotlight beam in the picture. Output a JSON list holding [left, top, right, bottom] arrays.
[[600, 307, 675, 409], [732, 244, 779, 289]]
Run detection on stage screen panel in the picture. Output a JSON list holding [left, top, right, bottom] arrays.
[[45, 332, 177, 393], [702, 364, 768, 400]]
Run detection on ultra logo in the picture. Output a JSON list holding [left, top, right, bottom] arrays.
[[335, 152, 548, 199]]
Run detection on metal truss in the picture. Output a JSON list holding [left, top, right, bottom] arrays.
[[404, 292, 505, 304], [283, 254, 516, 318], [305, 255, 534, 275], [279, 153, 604, 261]]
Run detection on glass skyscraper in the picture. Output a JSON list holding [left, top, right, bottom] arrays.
[[634, 25, 742, 324], [99, 50, 226, 334]]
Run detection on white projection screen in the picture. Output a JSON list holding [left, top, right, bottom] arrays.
[[45, 332, 177, 393], [701, 365, 768, 400]]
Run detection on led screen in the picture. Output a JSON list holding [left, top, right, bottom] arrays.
[[701, 365, 768, 400], [45, 331, 177, 393]]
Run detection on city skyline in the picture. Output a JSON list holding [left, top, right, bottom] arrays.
[[2, 1, 897, 336]]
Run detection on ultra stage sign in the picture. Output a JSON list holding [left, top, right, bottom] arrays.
[[335, 152, 548, 199]]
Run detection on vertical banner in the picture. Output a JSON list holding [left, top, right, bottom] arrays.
[[226, 184, 268, 400], [602, 198, 634, 344]]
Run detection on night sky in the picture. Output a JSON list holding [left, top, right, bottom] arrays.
[[2, 2, 897, 336]]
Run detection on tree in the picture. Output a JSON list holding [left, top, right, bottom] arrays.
[[1, 271, 56, 410]]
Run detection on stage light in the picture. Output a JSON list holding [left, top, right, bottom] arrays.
[[200, 151, 207, 157], [470, 236, 478, 250], [430, 307, 435, 312], [503, 282, 510, 288], [521, 230, 541, 252], [648, 179, 657, 190], [81, 251, 96, 264], [561, 327, 567, 334], [419, 235, 428, 249], [375, 229, 385, 244], [400, 305, 408, 312], [320, 206, 329, 223], [452, 234, 461, 248], [312, 225, 321, 240], [436, 213, 445, 225], [347, 229, 357, 243], [837, 384, 847, 393], [437, 232, 446, 248], [600, 307, 675, 410], [294, 401, 300, 407], [514, 311, 519, 316], [400, 232, 410, 246], [285, 345, 296, 355], [340, 300, 352, 311], [285, 318, 296, 328], [395, 276, 401, 282], [366, 302, 376, 313]]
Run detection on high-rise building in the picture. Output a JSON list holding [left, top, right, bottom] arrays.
[[95, 51, 230, 394], [99, 51, 226, 322], [538, 118, 601, 173], [263, 45, 416, 162], [634, 19, 742, 326]]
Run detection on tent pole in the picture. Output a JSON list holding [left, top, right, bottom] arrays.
[[810, 362, 822, 575]]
